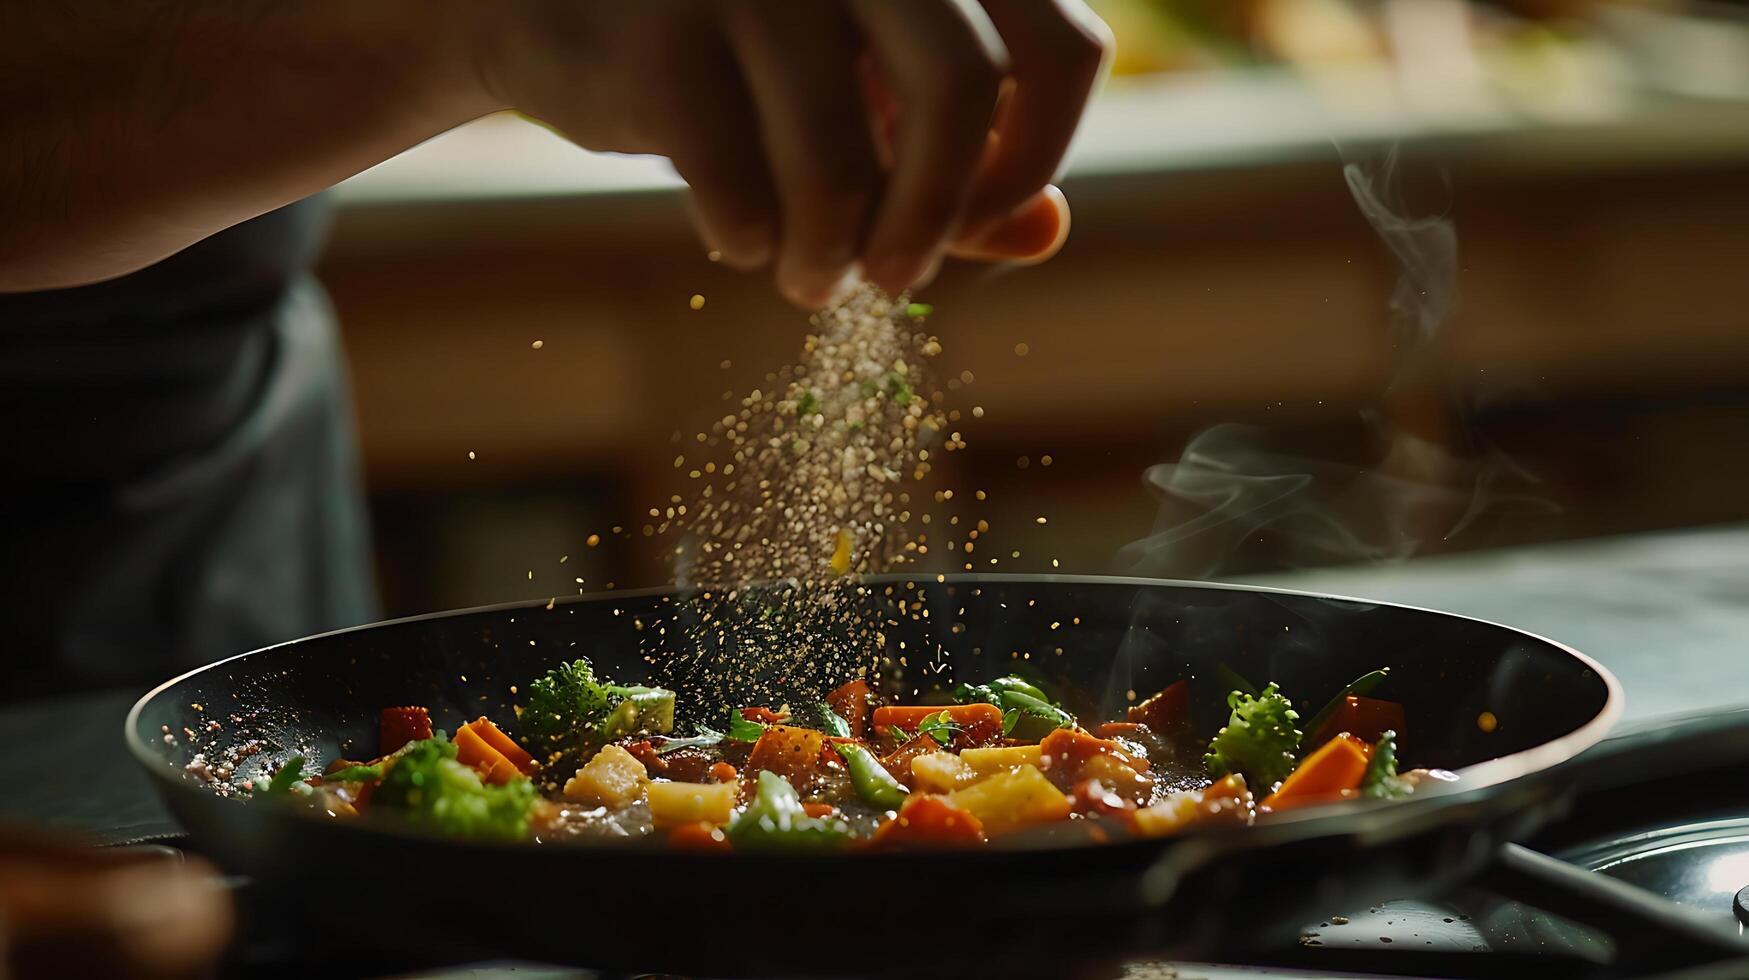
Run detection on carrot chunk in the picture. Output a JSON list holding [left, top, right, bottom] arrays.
[[871, 703, 1003, 746], [668, 821, 732, 852], [379, 706, 433, 755], [746, 725, 825, 790], [463, 717, 538, 775], [1262, 733, 1371, 811], [870, 795, 987, 848], [825, 678, 874, 738], [453, 724, 518, 785]]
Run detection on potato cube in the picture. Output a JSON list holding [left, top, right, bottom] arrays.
[[562, 744, 648, 807], [959, 744, 1042, 777], [1081, 752, 1155, 804], [1132, 790, 1202, 837], [945, 764, 1070, 835], [910, 751, 978, 793], [647, 780, 738, 828]]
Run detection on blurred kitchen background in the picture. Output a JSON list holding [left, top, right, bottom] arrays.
[[327, 0, 1749, 618]]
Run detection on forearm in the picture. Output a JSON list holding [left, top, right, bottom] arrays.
[[0, 0, 502, 292]]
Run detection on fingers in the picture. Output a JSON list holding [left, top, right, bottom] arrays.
[[720, 0, 883, 307], [949, 183, 1069, 263], [656, 32, 777, 270], [0, 842, 232, 980], [849, 0, 1009, 294], [963, 0, 1110, 232]]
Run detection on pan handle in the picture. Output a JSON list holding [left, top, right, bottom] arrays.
[[1480, 842, 1749, 976]]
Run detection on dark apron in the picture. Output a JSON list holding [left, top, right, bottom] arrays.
[[0, 199, 378, 697]]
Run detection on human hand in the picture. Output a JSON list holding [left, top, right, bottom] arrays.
[[479, 0, 1111, 307], [0, 830, 232, 979]]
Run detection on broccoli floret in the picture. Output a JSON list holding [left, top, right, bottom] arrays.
[[372, 733, 535, 841], [522, 658, 674, 750], [523, 658, 611, 740], [1361, 730, 1413, 799], [1204, 682, 1302, 789]]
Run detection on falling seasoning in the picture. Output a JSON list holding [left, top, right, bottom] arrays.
[[467, 451, 476, 460], [1477, 711, 1499, 733], [689, 294, 706, 310], [586, 534, 601, 547], [531, 339, 544, 350], [1014, 342, 1030, 356]]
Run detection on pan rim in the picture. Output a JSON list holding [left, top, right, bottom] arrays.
[[124, 572, 1623, 855]]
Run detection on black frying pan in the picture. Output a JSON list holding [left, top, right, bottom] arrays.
[[126, 574, 1619, 978]]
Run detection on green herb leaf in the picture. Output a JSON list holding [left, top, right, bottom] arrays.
[[796, 390, 821, 417], [886, 722, 915, 744], [906, 303, 934, 318], [915, 711, 961, 746], [725, 712, 767, 743], [322, 764, 383, 782]]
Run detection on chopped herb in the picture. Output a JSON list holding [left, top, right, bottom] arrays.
[[796, 390, 821, 417], [885, 372, 914, 406], [906, 303, 933, 318], [322, 764, 383, 782], [916, 711, 961, 746]]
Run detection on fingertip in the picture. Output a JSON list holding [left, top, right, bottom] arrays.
[[779, 265, 863, 311], [693, 211, 776, 272], [949, 185, 1069, 265]]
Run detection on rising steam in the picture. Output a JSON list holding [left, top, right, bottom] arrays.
[[1121, 152, 1553, 580]]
